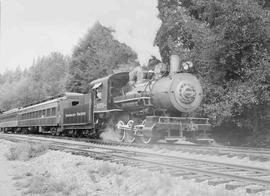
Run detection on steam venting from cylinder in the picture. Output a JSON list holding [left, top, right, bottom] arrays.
[[170, 55, 180, 75]]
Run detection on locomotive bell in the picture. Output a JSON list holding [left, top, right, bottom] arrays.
[[151, 73, 203, 113]]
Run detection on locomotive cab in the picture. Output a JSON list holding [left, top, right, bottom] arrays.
[[90, 72, 129, 113]]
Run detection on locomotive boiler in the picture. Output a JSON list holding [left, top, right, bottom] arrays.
[[151, 71, 203, 113], [90, 55, 211, 144]]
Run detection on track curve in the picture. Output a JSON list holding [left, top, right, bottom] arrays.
[[1, 133, 270, 194]]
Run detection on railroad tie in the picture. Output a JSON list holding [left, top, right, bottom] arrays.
[[207, 178, 232, 186]]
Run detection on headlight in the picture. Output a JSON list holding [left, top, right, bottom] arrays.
[[183, 63, 189, 70], [182, 61, 193, 70]]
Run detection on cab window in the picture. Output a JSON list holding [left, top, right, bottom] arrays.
[[72, 101, 79, 106], [92, 82, 103, 101]]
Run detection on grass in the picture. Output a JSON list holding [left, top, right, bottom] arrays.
[[6, 142, 48, 161], [14, 172, 77, 196], [7, 142, 78, 195], [21, 175, 77, 196]]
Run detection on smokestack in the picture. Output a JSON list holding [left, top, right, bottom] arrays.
[[170, 55, 180, 75]]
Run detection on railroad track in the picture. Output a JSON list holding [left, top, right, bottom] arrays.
[[1, 134, 270, 194], [3, 132, 270, 162], [156, 142, 270, 162]]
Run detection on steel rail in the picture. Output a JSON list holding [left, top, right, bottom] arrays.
[[1, 133, 270, 191], [1, 134, 268, 171], [0, 134, 269, 172], [57, 145, 270, 188], [3, 133, 270, 159]]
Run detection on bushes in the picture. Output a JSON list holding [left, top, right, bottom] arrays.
[[212, 122, 252, 146], [14, 171, 77, 196], [6, 142, 48, 161], [212, 121, 270, 147], [22, 176, 76, 195], [245, 127, 270, 148]]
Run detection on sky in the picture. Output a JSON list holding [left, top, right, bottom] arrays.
[[0, 0, 161, 73]]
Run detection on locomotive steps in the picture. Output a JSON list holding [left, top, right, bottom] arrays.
[[1, 133, 270, 194]]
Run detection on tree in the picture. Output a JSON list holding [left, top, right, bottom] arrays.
[[66, 22, 138, 93], [29, 52, 69, 98], [155, 0, 270, 146], [0, 52, 69, 110]]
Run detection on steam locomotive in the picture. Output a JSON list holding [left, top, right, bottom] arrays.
[[0, 55, 211, 143]]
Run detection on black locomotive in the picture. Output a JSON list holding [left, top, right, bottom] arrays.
[[0, 55, 211, 143]]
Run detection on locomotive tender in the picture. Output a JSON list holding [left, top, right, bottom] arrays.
[[0, 55, 211, 143]]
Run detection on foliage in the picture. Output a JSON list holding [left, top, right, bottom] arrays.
[[155, 0, 270, 142], [6, 142, 48, 161], [0, 52, 69, 110], [29, 52, 69, 100], [0, 23, 137, 110], [66, 22, 138, 93]]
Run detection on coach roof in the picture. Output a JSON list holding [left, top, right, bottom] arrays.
[[1, 108, 20, 115], [20, 92, 83, 111]]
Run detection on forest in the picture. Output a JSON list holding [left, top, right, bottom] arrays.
[[0, 0, 270, 147]]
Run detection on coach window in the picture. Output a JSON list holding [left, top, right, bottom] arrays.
[[52, 108, 56, 116], [35, 111, 38, 118], [38, 110, 42, 117], [47, 109, 51, 116]]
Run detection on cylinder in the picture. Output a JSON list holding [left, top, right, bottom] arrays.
[[170, 55, 180, 74]]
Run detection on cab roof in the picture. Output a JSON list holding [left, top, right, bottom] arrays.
[[89, 72, 129, 87]]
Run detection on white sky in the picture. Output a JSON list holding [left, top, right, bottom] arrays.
[[0, 0, 161, 73]]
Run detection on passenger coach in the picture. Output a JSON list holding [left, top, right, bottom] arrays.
[[0, 92, 95, 136], [0, 108, 20, 133]]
